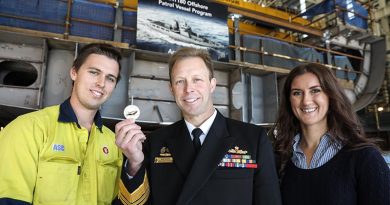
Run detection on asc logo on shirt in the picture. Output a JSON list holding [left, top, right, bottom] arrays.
[[53, 144, 65, 152]]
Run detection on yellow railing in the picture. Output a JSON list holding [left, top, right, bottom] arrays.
[[213, 0, 319, 28], [88, 0, 138, 10]]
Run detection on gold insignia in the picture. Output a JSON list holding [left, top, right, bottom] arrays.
[[154, 146, 173, 163], [154, 157, 173, 163], [160, 146, 171, 157], [228, 146, 248, 154]]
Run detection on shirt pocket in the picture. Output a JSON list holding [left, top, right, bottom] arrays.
[[34, 157, 79, 204], [96, 158, 121, 204]]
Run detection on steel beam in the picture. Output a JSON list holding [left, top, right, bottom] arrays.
[[228, 7, 323, 37], [373, 4, 390, 19]]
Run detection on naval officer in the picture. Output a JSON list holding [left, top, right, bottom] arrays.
[[115, 47, 282, 205]]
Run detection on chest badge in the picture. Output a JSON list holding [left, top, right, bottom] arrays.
[[102, 146, 109, 155], [154, 146, 173, 163], [53, 144, 65, 152]]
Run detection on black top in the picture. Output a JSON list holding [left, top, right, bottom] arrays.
[[281, 146, 390, 205]]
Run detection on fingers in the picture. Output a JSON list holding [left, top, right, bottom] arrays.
[[115, 119, 146, 153], [116, 129, 145, 148], [116, 119, 140, 141], [115, 119, 145, 174], [115, 118, 136, 134]]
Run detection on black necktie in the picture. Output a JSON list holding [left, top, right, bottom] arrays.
[[192, 128, 202, 154]]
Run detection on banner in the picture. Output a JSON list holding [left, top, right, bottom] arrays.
[[137, 0, 229, 61]]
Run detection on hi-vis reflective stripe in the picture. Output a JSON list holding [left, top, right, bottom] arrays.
[[119, 172, 150, 205]]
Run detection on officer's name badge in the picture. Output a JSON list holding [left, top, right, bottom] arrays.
[[154, 146, 173, 164], [218, 146, 258, 169]]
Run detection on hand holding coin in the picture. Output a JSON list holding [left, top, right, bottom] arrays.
[[117, 103, 144, 175], [123, 105, 140, 120]]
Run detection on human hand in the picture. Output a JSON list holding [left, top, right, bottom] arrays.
[[115, 118, 146, 176]]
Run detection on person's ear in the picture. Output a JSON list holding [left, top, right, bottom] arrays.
[[210, 78, 216, 93], [169, 82, 173, 94], [70, 67, 77, 81]]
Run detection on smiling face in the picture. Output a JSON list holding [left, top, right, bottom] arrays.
[[170, 57, 216, 124], [290, 72, 329, 131], [70, 53, 119, 111]]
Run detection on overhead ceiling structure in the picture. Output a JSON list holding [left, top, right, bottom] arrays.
[[217, 0, 390, 134]]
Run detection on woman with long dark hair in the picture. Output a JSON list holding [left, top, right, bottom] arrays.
[[273, 63, 390, 205]]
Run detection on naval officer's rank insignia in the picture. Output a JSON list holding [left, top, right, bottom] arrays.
[[154, 146, 173, 163], [218, 146, 258, 169]]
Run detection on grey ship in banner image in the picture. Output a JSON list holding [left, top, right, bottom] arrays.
[[146, 19, 224, 49]]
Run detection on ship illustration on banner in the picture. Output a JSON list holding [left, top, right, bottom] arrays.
[[146, 19, 224, 49], [137, 0, 229, 61]]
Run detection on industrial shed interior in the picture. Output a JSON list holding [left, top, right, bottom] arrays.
[[0, 0, 389, 161]]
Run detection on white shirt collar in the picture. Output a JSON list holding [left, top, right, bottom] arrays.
[[185, 109, 217, 144]]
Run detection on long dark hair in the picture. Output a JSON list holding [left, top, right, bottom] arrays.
[[273, 63, 377, 172]]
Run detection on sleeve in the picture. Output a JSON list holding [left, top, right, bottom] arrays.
[[113, 163, 150, 205], [356, 147, 390, 205], [253, 128, 283, 205], [0, 115, 43, 204], [114, 137, 151, 205]]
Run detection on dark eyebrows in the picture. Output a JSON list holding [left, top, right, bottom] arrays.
[[88, 67, 118, 81], [291, 85, 321, 90], [107, 74, 118, 81], [290, 88, 301, 92], [309, 85, 321, 89], [88, 67, 100, 72]]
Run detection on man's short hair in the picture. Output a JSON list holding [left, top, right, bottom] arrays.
[[72, 43, 122, 83], [168, 47, 214, 83]]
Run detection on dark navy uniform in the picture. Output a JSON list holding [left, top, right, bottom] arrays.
[[118, 111, 282, 205]]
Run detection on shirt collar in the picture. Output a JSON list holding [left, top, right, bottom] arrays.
[[185, 109, 217, 136], [292, 132, 341, 153], [58, 98, 103, 131], [292, 133, 303, 153], [292, 132, 343, 169]]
